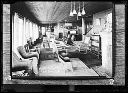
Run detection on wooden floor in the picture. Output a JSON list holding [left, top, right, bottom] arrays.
[[38, 58, 99, 76]]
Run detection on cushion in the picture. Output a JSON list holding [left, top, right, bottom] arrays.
[[63, 57, 70, 62], [59, 54, 70, 62], [12, 51, 21, 68], [61, 52, 68, 57], [84, 36, 90, 44], [66, 46, 79, 53], [12, 51, 21, 62]]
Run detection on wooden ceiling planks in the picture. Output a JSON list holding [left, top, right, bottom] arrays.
[[56, 3, 71, 22], [36, 2, 48, 23], [51, 2, 63, 23], [25, 1, 112, 24], [26, 2, 46, 23], [49, 2, 58, 23], [45, 2, 55, 23], [48, 2, 57, 23], [25, 2, 71, 24], [53, 2, 68, 22]]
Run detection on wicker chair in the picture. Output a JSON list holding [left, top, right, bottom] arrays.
[[12, 51, 33, 74], [17, 46, 39, 59], [17, 46, 39, 75]]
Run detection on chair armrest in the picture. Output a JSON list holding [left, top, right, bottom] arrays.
[[20, 58, 33, 62], [27, 52, 39, 59], [30, 49, 37, 52]]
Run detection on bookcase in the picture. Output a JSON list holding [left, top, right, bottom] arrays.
[[90, 35, 101, 59]]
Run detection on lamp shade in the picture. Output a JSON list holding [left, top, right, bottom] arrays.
[[73, 2, 77, 15], [73, 9, 77, 15], [82, 8, 86, 15], [78, 11, 81, 16], [70, 10, 73, 16], [78, 2, 81, 16], [70, 2, 73, 16]]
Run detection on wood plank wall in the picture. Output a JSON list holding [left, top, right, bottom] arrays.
[[113, 4, 125, 85], [2, 4, 125, 85]]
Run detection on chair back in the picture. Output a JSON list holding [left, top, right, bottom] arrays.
[[12, 51, 21, 68], [17, 46, 27, 59]]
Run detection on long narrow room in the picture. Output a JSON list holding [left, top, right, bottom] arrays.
[[11, 1, 113, 78]]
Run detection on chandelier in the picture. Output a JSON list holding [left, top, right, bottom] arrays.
[[69, 2, 86, 17]]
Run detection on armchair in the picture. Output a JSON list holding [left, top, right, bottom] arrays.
[[17, 46, 39, 75], [12, 51, 33, 76], [73, 36, 91, 54]]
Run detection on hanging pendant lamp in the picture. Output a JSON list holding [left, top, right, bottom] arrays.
[[69, 2, 73, 16], [73, 2, 77, 15], [78, 2, 81, 16], [82, 2, 86, 15]]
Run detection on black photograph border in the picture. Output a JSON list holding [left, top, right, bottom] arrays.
[[1, 0, 127, 92]]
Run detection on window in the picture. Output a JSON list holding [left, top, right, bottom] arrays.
[[12, 12, 39, 57]]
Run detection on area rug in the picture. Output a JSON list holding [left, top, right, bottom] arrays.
[[38, 58, 99, 76]]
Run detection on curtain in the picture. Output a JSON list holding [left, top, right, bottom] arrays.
[[12, 12, 39, 58], [18, 18, 23, 46], [25, 20, 29, 40], [33, 23, 36, 41], [23, 17, 26, 45], [13, 13, 22, 58], [12, 14, 14, 51], [32, 23, 34, 42], [13, 13, 19, 52], [33, 24, 39, 41]]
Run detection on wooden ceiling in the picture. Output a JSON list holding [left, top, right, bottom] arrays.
[[14, 1, 113, 24]]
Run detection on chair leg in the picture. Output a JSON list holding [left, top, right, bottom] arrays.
[[54, 52, 59, 62], [32, 57, 38, 75]]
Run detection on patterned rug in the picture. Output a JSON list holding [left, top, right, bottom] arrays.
[[38, 58, 99, 76]]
